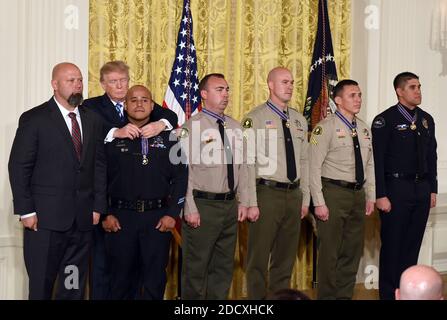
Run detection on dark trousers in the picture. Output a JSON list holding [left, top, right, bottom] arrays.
[[181, 198, 238, 300], [104, 208, 172, 300], [317, 181, 366, 300], [89, 225, 111, 300], [246, 184, 302, 299], [379, 179, 431, 300], [24, 223, 92, 300]]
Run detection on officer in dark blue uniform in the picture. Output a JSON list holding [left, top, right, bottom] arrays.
[[102, 85, 187, 299], [83, 61, 178, 300], [371, 72, 437, 300]]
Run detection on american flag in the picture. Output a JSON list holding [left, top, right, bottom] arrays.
[[162, 0, 200, 126], [303, 0, 338, 130]]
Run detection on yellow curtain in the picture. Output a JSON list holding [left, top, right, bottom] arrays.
[[89, 0, 351, 299]]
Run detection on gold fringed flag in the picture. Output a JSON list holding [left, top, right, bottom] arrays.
[[303, 0, 338, 130]]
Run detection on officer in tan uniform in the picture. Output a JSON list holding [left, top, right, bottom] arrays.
[[180, 73, 249, 300], [242, 67, 310, 300], [309, 79, 375, 300]]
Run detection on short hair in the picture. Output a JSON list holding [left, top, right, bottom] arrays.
[[99, 60, 130, 82], [333, 79, 359, 98], [267, 288, 311, 300], [393, 72, 419, 90], [198, 73, 225, 91]]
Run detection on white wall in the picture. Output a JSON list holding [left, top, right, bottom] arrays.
[[0, 0, 89, 299], [352, 0, 447, 286], [352, 0, 447, 192]]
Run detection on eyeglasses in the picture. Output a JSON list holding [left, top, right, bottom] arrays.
[[106, 78, 129, 86]]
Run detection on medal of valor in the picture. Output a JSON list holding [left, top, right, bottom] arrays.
[[397, 104, 418, 131], [141, 137, 149, 165]]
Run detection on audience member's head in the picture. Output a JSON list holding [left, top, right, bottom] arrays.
[[395, 265, 444, 300], [267, 288, 311, 300]]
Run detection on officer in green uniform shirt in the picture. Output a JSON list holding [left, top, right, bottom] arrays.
[[242, 67, 310, 300], [309, 79, 375, 300], [180, 73, 250, 300]]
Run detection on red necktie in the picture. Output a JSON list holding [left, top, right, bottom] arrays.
[[68, 112, 82, 161]]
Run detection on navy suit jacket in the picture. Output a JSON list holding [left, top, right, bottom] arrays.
[[82, 93, 178, 137], [8, 98, 107, 231]]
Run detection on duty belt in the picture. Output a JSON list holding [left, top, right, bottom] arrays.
[[193, 190, 235, 201], [322, 177, 364, 191], [109, 197, 168, 212], [386, 173, 427, 183], [257, 178, 300, 190]]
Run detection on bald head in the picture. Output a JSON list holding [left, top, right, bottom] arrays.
[[267, 67, 292, 83], [52, 62, 81, 80], [396, 265, 444, 300], [125, 85, 153, 126], [267, 67, 294, 108], [126, 85, 152, 101], [50, 62, 83, 110]]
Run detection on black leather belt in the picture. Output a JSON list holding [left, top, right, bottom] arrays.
[[386, 173, 426, 182], [193, 190, 235, 201], [322, 177, 364, 191], [109, 197, 168, 212], [257, 178, 300, 190]]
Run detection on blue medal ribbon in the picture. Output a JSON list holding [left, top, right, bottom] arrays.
[[397, 103, 417, 130], [141, 137, 149, 165], [202, 108, 226, 126], [335, 110, 358, 136], [266, 100, 289, 122]]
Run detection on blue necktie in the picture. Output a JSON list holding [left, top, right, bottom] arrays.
[[115, 103, 124, 122]]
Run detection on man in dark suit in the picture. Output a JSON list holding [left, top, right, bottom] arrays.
[[8, 62, 107, 300], [82, 60, 178, 299]]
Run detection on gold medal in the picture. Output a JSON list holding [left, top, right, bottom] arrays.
[[142, 155, 148, 165], [410, 123, 417, 130]]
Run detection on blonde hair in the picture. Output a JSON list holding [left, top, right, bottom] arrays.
[[99, 61, 129, 82]]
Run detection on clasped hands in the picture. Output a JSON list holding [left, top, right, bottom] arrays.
[[114, 121, 166, 140]]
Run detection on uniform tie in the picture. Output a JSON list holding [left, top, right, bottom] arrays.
[[217, 119, 234, 191], [115, 102, 125, 122], [414, 111, 425, 176], [282, 111, 297, 182], [352, 124, 364, 184], [68, 112, 82, 161]]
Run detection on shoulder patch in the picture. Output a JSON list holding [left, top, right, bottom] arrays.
[[312, 126, 323, 135], [372, 116, 385, 129], [242, 118, 253, 129]]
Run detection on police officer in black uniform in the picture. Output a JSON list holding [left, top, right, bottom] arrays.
[[371, 72, 437, 300], [102, 85, 187, 299]]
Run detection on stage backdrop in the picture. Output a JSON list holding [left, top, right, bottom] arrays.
[[88, 0, 351, 299]]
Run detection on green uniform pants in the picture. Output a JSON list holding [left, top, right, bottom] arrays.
[[181, 197, 237, 299], [317, 181, 366, 300], [246, 183, 302, 299]]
